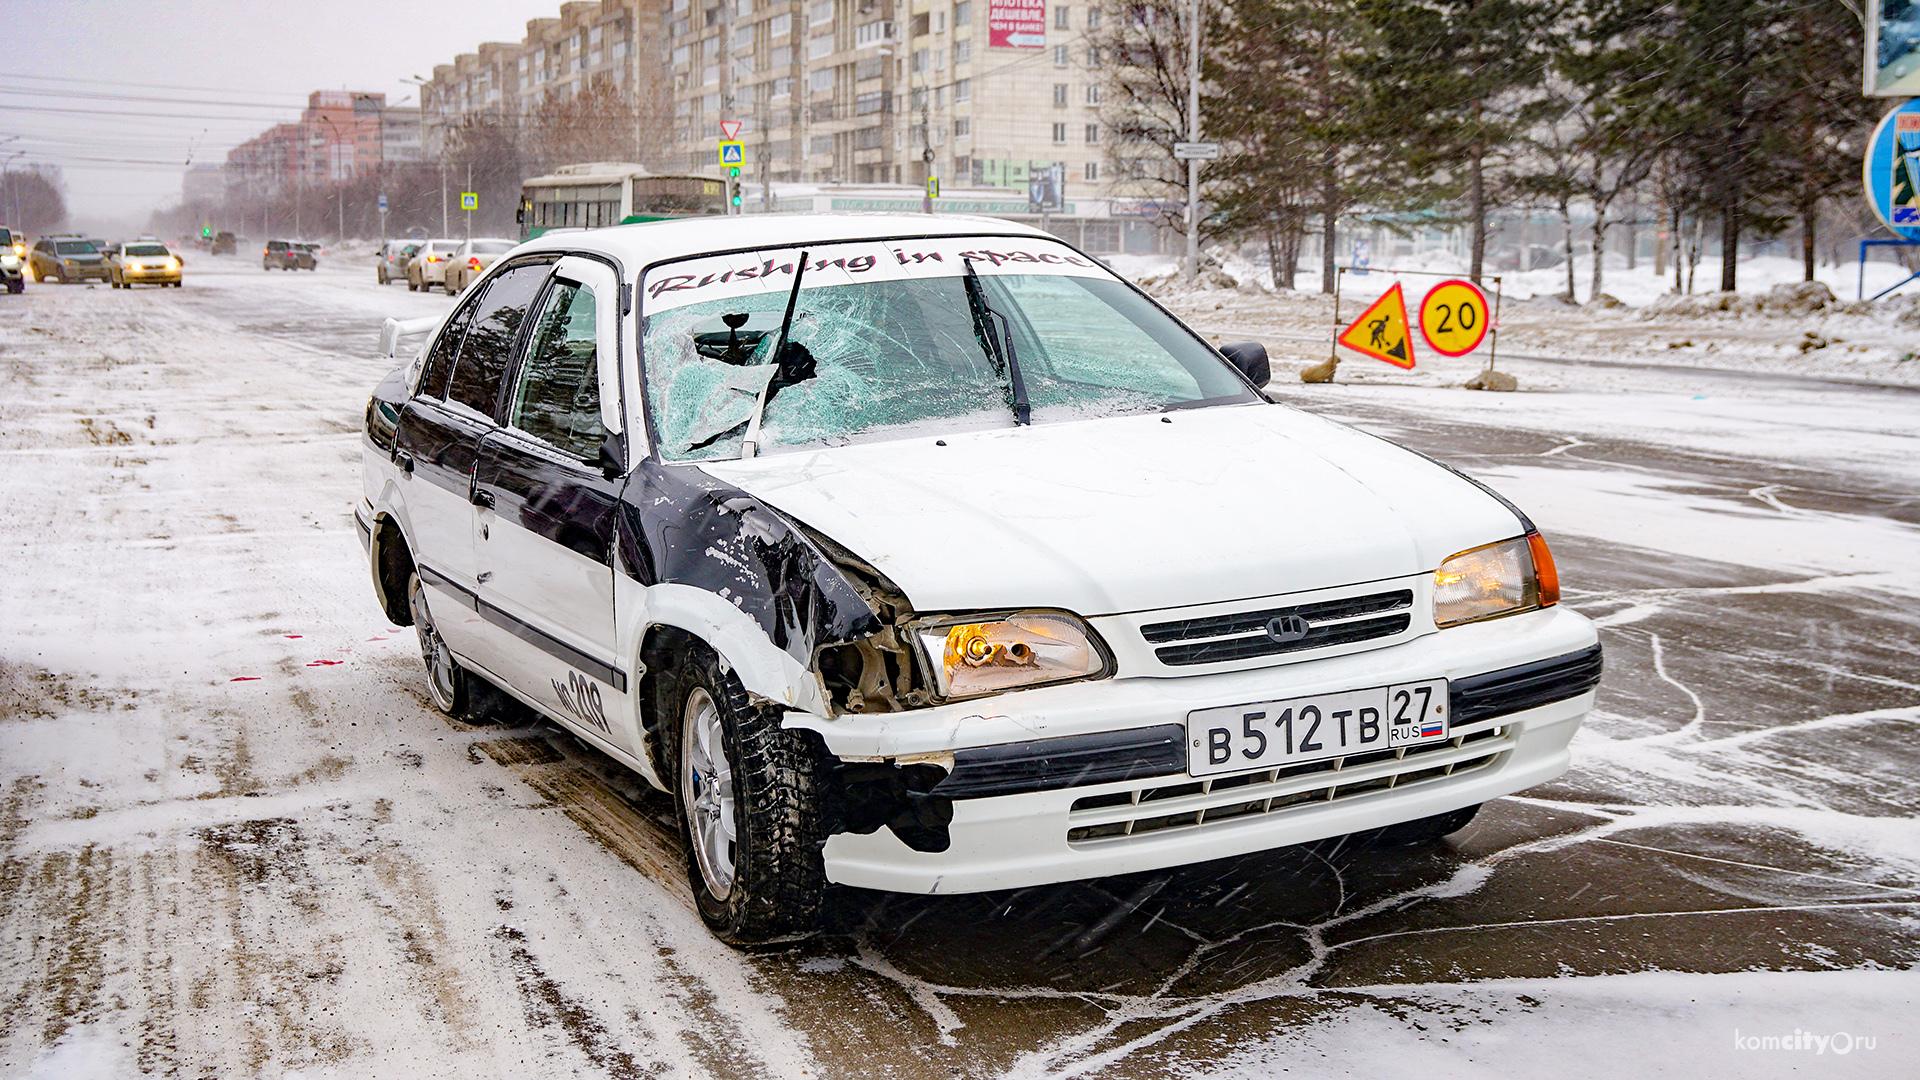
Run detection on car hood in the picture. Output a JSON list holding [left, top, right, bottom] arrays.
[[695, 404, 1525, 616]]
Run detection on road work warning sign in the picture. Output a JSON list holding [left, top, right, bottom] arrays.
[[1337, 282, 1416, 368]]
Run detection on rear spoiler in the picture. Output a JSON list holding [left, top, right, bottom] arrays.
[[379, 316, 442, 359]]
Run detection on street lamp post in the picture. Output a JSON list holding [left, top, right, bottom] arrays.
[[320, 116, 347, 241], [1184, 0, 1202, 284], [403, 75, 448, 237]]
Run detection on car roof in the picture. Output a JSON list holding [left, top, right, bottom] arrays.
[[509, 213, 1054, 273]]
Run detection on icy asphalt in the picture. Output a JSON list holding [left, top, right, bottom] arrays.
[[0, 257, 1915, 1079]]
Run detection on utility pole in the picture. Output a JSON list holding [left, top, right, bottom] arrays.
[[1184, 0, 1202, 283], [465, 163, 473, 239], [922, 104, 934, 213]]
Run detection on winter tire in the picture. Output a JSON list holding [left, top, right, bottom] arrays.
[[671, 649, 826, 944], [407, 570, 471, 717]]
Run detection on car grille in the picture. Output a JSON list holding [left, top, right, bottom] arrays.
[[1140, 589, 1414, 666], [1064, 724, 1512, 845]]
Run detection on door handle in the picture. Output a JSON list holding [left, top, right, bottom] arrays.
[[394, 449, 414, 475], [470, 488, 495, 510]]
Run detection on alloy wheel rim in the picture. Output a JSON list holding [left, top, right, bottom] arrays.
[[408, 576, 457, 710], [681, 686, 736, 901]]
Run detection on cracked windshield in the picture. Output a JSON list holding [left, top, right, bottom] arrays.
[[643, 239, 1253, 459]]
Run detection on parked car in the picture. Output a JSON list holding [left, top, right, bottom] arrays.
[[210, 231, 237, 256], [106, 241, 183, 288], [405, 239, 459, 292], [263, 238, 315, 271], [29, 236, 110, 283], [358, 215, 1601, 946], [0, 227, 24, 293], [376, 240, 422, 285], [442, 238, 518, 294]]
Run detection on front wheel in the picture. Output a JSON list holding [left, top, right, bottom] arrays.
[[406, 570, 471, 716], [672, 652, 826, 944], [377, 267, 388, 284]]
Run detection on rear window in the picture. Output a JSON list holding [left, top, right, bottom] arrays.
[[55, 241, 95, 255], [125, 244, 169, 257], [267, 241, 289, 250]]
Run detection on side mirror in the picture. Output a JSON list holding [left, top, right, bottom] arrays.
[[1220, 341, 1270, 388], [595, 432, 626, 480]]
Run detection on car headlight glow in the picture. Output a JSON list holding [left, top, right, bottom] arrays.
[[912, 611, 1109, 699], [0, 254, 17, 269], [1433, 532, 1558, 628]]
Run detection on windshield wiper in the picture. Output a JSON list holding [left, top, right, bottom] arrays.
[[962, 257, 1031, 426], [741, 249, 808, 459]]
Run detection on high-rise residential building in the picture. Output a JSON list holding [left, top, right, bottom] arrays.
[[416, 1, 1175, 254], [225, 92, 420, 197]]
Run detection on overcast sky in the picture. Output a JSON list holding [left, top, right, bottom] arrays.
[[1, 0, 554, 230]]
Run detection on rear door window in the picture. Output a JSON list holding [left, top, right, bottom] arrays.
[[448, 261, 553, 417]]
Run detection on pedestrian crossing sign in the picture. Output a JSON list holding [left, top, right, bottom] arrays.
[[1336, 282, 1416, 369], [719, 140, 745, 166], [460, 192, 477, 210]]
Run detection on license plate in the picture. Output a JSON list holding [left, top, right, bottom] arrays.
[[1187, 679, 1450, 778]]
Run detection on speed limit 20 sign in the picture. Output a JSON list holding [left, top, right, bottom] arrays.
[[1418, 279, 1491, 357]]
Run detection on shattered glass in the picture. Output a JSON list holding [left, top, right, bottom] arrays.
[[643, 245, 1252, 461]]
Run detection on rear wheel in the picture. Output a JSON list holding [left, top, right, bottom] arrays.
[[670, 650, 826, 944], [406, 570, 471, 716], [377, 266, 388, 284]]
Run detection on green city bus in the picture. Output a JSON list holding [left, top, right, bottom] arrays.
[[518, 163, 729, 240]]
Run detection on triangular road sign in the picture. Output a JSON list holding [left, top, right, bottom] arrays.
[[1336, 282, 1416, 369], [720, 119, 742, 140]]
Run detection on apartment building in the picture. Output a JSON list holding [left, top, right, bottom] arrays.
[[421, 1, 660, 161], [418, 1, 1172, 253], [225, 92, 419, 199]]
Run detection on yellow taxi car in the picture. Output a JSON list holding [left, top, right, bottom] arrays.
[[107, 241, 183, 288]]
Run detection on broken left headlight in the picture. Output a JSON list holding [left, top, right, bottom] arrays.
[[910, 611, 1111, 700]]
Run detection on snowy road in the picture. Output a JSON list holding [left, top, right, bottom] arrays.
[[2, 258, 1916, 1079]]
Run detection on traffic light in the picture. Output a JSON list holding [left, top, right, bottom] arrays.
[[201, 225, 212, 237], [729, 166, 742, 208]]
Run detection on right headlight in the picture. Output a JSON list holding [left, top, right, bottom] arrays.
[[1433, 532, 1559, 628], [910, 610, 1110, 700]]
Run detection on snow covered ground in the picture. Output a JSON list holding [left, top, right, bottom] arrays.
[[0, 251, 1915, 1079]]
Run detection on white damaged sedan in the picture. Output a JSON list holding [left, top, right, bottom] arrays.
[[358, 213, 1600, 944]]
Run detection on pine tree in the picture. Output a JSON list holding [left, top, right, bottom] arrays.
[[1205, 0, 1384, 291], [1353, 0, 1555, 282]]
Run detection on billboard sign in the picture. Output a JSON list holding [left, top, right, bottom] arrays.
[[1866, 0, 1920, 96], [1863, 99, 1920, 240], [989, 0, 1046, 48], [1028, 165, 1064, 212]]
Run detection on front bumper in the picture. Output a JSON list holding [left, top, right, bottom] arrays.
[[56, 264, 111, 281], [795, 604, 1598, 893], [120, 267, 181, 284]]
